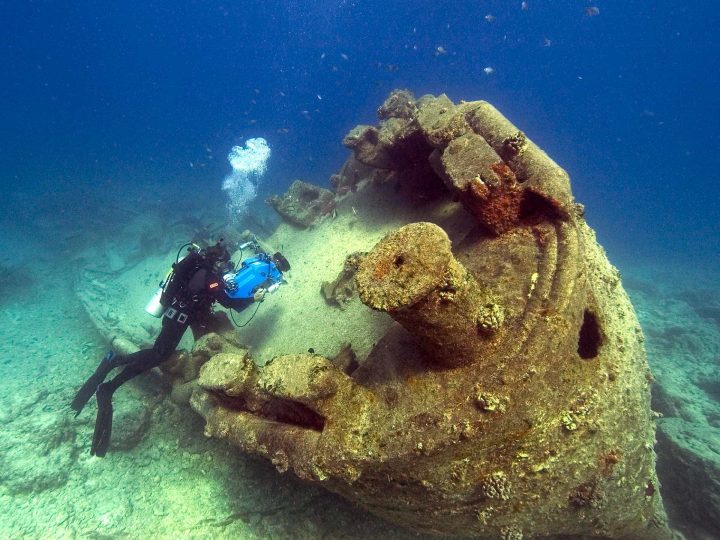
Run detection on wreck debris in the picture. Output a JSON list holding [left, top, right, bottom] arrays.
[[321, 252, 365, 309], [356, 222, 502, 368], [187, 90, 672, 539], [267, 179, 336, 228], [377, 88, 417, 120], [330, 342, 359, 375], [330, 155, 375, 195]]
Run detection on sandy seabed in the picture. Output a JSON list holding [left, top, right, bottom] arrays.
[[0, 184, 718, 538]]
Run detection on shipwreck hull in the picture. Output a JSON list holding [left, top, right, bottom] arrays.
[[70, 90, 674, 539], [189, 92, 672, 538]]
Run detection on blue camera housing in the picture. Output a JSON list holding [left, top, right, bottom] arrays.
[[226, 254, 284, 299]]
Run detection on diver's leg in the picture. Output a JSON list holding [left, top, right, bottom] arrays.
[[71, 343, 166, 416], [89, 312, 189, 457], [71, 351, 120, 416], [90, 360, 155, 457], [73, 305, 190, 417]]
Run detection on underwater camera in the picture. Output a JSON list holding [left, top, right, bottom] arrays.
[[145, 241, 290, 316], [224, 250, 290, 299]]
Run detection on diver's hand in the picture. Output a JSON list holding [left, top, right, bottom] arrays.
[[253, 288, 266, 302]]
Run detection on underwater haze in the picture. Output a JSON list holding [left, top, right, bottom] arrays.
[[3, 1, 719, 263], [1, 1, 719, 539]]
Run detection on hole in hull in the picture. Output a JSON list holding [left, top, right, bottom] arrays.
[[217, 394, 326, 432], [578, 309, 602, 359]]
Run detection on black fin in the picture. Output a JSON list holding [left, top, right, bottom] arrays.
[[90, 384, 114, 457], [71, 353, 115, 417]]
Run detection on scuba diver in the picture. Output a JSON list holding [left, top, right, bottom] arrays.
[[71, 238, 290, 457]]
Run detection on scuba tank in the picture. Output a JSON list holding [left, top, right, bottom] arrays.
[[144, 243, 199, 317], [145, 267, 175, 317], [145, 286, 166, 317], [144, 239, 288, 315]]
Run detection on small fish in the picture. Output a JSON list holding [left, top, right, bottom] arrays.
[[279, 91, 286, 97], [484, 14, 495, 23], [376, 62, 399, 72], [543, 37, 552, 47], [317, 94, 322, 100], [435, 45, 447, 55], [483, 66, 495, 75], [340, 53, 349, 60], [521, 1, 529, 10], [585, 6, 600, 17], [320, 52, 326, 59]]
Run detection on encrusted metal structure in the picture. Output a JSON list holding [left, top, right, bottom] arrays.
[[100, 91, 673, 538]]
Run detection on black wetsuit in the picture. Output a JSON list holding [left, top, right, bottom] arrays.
[[101, 251, 251, 388], [71, 249, 253, 456]]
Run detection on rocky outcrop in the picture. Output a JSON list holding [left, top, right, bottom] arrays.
[[655, 418, 720, 534], [267, 180, 336, 228], [321, 252, 364, 309]]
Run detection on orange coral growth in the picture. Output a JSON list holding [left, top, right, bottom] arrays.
[[477, 184, 523, 234], [469, 177, 490, 199], [458, 161, 524, 234], [490, 161, 517, 185], [372, 257, 392, 280]]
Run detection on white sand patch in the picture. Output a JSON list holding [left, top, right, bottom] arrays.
[[237, 181, 476, 365]]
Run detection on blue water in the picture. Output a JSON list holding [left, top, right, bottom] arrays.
[[3, 0, 718, 264], [2, 1, 719, 537]]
